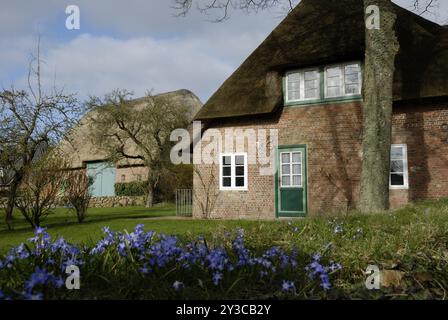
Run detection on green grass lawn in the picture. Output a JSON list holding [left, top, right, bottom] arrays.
[[1, 199, 448, 298], [0, 203, 279, 253], [0, 204, 176, 252]]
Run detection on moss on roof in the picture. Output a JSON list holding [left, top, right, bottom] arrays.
[[195, 0, 448, 120]]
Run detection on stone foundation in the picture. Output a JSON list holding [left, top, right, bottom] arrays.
[[89, 196, 146, 208]]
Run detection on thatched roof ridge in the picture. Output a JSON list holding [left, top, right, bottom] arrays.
[[195, 0, 448, 120]]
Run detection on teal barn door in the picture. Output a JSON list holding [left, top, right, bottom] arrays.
[[276, 146, 307, 217], [86, 162, 116, 197]]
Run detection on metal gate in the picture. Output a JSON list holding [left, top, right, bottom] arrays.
[[175, 189, 192, 217]]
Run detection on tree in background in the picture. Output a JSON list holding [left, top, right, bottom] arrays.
[[172, 0, 439, 213], [0, 40, 82, 227], [87, 90, 191, 207], [14, 151, 67, 228], [63, 171, 93, 223]]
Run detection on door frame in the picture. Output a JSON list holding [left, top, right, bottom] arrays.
[[275, 144, 308, 218]]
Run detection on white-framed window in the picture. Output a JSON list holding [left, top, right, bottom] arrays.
[[280, 151, 303, 188], [324, 62, 362, 98], [219, 153, 248, 191], [285, 68, 320, 103], [390, 144, 409, 189]]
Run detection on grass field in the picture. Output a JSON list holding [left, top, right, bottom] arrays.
[[0, 203, 280, 253], [1, 199, 448, 299]]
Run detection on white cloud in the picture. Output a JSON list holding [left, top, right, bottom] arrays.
[[18, 32, 268, 102]]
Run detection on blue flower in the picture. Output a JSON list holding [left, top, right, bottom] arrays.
[[172, 281, 184, 292], [320, 273, 331, 290], [54, 277, 65, 288], [212, 272, 223, 286], [35, 227, 46, 235], [281, 280, 295, 292], [334, 225, 343, 234], [25, 267, 52, 292], [139, 264, 151, 274], [259, 270, 268, 278]]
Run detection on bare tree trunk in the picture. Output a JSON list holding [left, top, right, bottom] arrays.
[[359, 0, 399, 212], [144, 167, 156, 208], [4, 176, 21, 226], [145, 183, 154, 208]]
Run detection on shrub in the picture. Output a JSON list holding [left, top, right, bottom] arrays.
[[63, 171, 93, 223], [14, 155, 66, 228], [0, 226, 341, 300], [114, 181, 147, 197]]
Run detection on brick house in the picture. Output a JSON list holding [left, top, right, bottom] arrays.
[[59, 89, 202, 198], [192, 0, 448, 219]]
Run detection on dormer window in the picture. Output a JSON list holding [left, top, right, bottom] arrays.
[[285, 69, 320, 102], [325, 63, 362, 98], [284, 62, 362, 105]]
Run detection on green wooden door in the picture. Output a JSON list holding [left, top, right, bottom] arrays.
[[276, 146, 307, 217]]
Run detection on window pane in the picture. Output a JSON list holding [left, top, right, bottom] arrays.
[[391, 160, 403, 173], [391, 174, 404, 186], [292, 164, 301, 175], [281, 153, 290, 164], [291, 152, 301, 163], [345, 84, 359, 95], [288, 90, 300, 101], [282, 176, 291, 186], [235, 177, 245, 187], [391, 147, 403, 159], [235, 155, 245, 165], [327, 76, 341, 87], [345, 64, 360, 74], [287, 73, 300, 101], [345, 72, 359, 84], [304, 70, 318, 81], [222, 166, 231, 176], [223, 156, 231, 165], [326, 67, 341, 77], [223, 177, 231, 187], [292, 175, 302, 186], [288, 72, 300, 82], [327, 86, 341, 98], [281, 164, 290, 175], [235, 166, 245, 176], [305, 88, 318, 99]]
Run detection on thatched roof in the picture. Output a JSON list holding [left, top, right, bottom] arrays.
[[59, 89, 202, 169], [195, 0, 448, 120]]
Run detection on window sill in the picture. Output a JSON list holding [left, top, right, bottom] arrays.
[[219, 188, 248, 192], [284, 95, 362, 108], [389, 186, 409, 190]]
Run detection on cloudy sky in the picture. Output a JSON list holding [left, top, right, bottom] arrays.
[[1, 0, 447, 103]]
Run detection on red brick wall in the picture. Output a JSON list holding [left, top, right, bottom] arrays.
[[390, 101, 448, 208], [193, 99, 448, 218]]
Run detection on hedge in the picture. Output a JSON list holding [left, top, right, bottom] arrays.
[[114, 181, 147, 197]]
